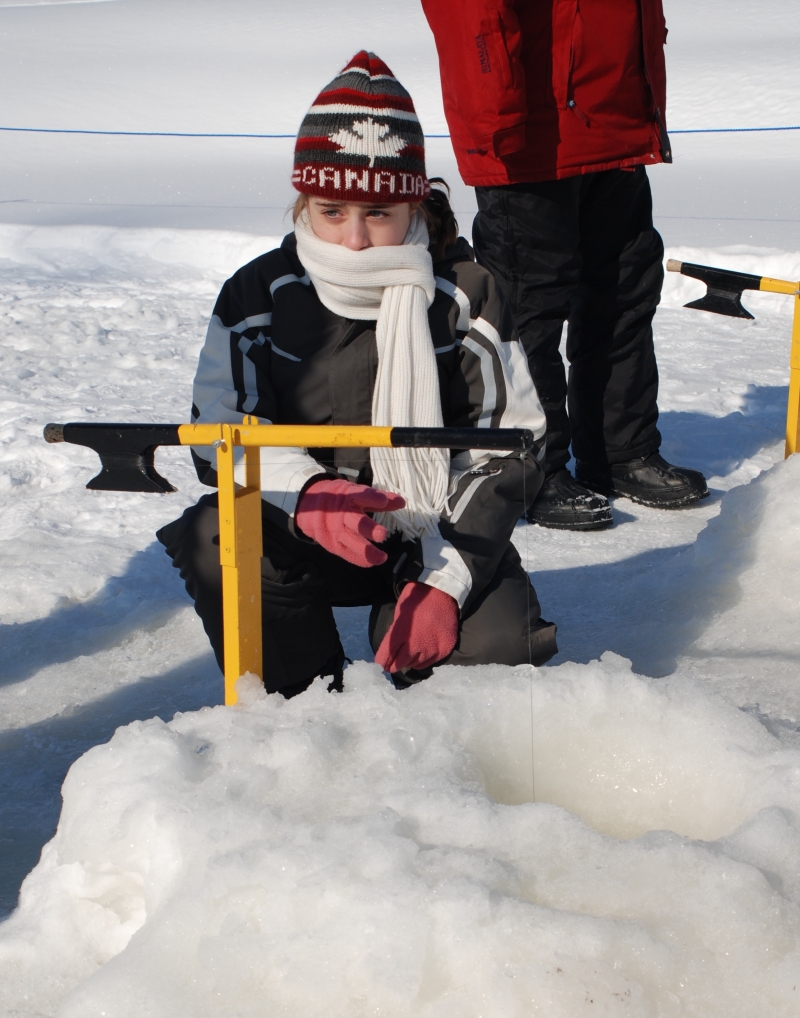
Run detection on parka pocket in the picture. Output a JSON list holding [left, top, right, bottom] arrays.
[[547, 0, 581, 110], [477, 5, 522, 92]]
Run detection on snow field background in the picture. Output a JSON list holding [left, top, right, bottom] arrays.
[[1, 0, 800, 1013]]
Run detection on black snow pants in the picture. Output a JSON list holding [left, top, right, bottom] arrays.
[[473, 166, 664, 476], [157, 494, 557, 696]]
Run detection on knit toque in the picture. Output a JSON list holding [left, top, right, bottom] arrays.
[[293, 51, 429, 204]]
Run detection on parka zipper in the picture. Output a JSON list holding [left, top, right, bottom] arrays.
[[639, 0, 672, 162], [567, 98, 590, 127]]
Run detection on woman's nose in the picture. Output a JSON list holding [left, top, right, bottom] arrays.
[[342, 216, 371, 251]]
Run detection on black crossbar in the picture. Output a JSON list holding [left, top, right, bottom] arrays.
[[44, 422, 536, 493]]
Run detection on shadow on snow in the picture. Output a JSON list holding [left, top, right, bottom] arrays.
[[0, 544, 187, 688], [539, 390, 784, 675], [656, 383, 786, 478], [0, 652, 221, 920]]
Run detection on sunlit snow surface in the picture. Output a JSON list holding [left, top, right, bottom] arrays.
[[1, 226, 800, 1017]]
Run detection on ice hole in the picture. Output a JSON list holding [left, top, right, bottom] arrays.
[[463, 657, 761, 841]]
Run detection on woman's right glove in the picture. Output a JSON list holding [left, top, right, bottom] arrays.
[[295, 478, 405, 567]]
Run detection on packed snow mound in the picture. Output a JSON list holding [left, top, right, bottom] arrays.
[[0, 224, 280, 282], [2, 650, 800, 1017]]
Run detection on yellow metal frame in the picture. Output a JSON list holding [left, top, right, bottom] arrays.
[[176, 422, 395, 450], [757, 276, 800, 457], [174, 419, 413, 705], [213, 422, 264, 706]]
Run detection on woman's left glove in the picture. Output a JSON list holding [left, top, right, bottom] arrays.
[[295, 478, 405, 567], [375, 581, 459, 673]]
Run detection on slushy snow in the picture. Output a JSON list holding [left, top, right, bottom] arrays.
[[2, 0, 800, 1013]]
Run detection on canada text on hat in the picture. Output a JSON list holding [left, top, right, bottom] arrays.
[[293, 51, 429, 203]]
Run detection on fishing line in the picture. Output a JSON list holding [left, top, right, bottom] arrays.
[[522, 455, 536, 804]]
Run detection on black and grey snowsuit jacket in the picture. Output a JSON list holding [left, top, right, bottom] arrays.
[[191, 234, 546, 613]]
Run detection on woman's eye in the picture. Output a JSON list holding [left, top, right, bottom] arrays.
[[367, 211, 388, 219]]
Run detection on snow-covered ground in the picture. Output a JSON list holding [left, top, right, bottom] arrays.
[[1, 1, 800, 1015]]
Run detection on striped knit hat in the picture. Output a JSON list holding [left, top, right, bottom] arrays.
[[293, 51, 429, 204]]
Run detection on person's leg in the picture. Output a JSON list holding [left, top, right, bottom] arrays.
[[156, 495, 378, 696], [473, 181, 581, 476], [569, 168, 708, 507], [447, 544, 557, 668], [567, 166, 663, 467], [473, 182, 612, 530], [368, 544, 557, 686]]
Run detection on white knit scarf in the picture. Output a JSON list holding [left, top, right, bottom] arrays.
[[294, 210, 448, 540]]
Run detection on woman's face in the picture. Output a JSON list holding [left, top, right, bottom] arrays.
[[307, 198, 418, 250]]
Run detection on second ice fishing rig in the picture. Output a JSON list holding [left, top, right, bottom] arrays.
[[667, 258, 800, 457]]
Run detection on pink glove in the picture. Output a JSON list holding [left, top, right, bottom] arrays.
[[375, 581, 459, 673], [295, 478, 405, 567]]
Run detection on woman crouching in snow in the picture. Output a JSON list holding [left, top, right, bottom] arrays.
[[157, 51, 557, 696]]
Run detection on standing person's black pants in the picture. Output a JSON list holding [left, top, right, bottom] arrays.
[[473, 166, 664, 476], [157, 494, 558, 696]]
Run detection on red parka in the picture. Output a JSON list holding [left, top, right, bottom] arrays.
[[420, 0, 671, 185]]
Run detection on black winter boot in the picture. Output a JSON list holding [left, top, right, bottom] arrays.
[[321, 648, 349, 693], [576, 453, 709, 509], [279, 648, 349, 698], [525, 468, 613, 531]]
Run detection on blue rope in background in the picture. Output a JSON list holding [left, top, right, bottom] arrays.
[[0, 125, 798, 139], [0, 127, 298, 138], [671, 126, 800, 135]]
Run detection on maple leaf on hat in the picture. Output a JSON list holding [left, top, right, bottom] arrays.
[[329, 117, 408, 168]]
